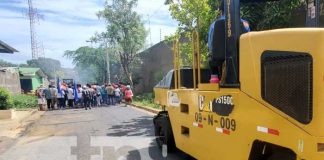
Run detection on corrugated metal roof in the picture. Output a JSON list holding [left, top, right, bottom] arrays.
[[0, 40, 18, 53], [18, 67, 46, 78]]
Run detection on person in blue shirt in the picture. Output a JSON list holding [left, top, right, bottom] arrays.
[[208, 1, 250, 82]]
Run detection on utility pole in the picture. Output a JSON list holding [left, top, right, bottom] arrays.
[[27, 0, 43, 59], [147, 15, 152, 47], [160, 28, 162, 42], [105, 42, 111, 84]]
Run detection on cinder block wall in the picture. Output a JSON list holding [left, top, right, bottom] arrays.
[[134, 41, 173, 94], [0, 70, 21, 94]]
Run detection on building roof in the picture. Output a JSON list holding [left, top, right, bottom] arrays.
[[0, 67, 18, 73], [18, 67, 47, 78], [0, 40, 18, 54]]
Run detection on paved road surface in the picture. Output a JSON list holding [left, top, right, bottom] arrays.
[[0, 105, 193, 160]]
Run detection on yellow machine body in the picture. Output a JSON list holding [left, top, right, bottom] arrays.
[[154, 28, 324, 159]]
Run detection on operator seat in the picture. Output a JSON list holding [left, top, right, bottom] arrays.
[[208, 18, 249, 80], [208, 19, 226, 77]]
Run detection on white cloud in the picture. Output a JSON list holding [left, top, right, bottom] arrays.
[[0, 0, 177, 68]]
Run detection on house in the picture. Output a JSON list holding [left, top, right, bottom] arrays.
[[18, 68, 47, 93], [0, 67, 21, 94], [0, 41, 20, 94]]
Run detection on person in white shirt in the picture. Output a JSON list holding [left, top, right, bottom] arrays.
[[114, 87, 121, 104], [96, 85, 102, 106], [67, 85, 74, 108], [57, 89, 65, 109], [77, 86, 83, 107]]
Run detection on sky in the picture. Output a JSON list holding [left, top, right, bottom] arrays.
[[0, 0, 178, 68]]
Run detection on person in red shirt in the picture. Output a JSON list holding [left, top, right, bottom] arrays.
[[124, 85, 133, 106], [121, 84, 127, 94]]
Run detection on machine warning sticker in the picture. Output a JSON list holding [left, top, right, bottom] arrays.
[[167, 91, 180, 107], [210, 95, 234, 116]]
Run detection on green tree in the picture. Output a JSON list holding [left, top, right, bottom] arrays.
[[241, 0, 306, 31], [167, 0, 305, 66], [95, 0, 147, 86], [64, 46, 122, 84], [26, 58, 62, 79], [0, 59, 18, 67], [65, 47, 106, 83], [167, 0, 219, 66]]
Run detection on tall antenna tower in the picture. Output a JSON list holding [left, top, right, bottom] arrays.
[[27, 0, 43, 59], [37, 41, 45, 58]]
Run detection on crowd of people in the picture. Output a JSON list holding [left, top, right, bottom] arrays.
[[36, 82, 133, 111]]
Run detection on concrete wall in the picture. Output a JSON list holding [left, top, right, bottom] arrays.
[[134, 41, 173, 93], [0, 68, 21, 94]]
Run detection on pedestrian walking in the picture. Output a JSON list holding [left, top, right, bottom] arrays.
[[106, 83, 115, 105], [96, 85, 102, 106], [44, 85, 52, 110], [50, 85, 58, 109], [67, 85, 74, 108], [36, 85, 46, 111], [76, 84, 83, 107], [102, 84, 108, 105], [114, 86, 121, 104], [120, 83, 127, 101], [124, 85, 133, 106], [82, 85, 92, 110], [63, 87, 68, 108], [57, 89, 65, 109], [92, 87, 98, 107]]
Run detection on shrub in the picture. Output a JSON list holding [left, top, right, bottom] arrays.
[[0, 87, 13, 110], [133, 92, 160, 109], [11, 94, 37, 109]]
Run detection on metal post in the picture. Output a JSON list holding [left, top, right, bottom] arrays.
[[196, 31, 201, 85], [192, 31, 197, 89], [173, 40, 178, 89], [106, 45, 111, 84], [147, 15, 152, 47], [224, 0, 240, 86], [177, 40, 181, 88]]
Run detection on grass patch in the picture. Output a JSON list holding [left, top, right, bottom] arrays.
[[11, 94, 38, 110], [0, 87, 38, 110], [133, 92, 161, 110]]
